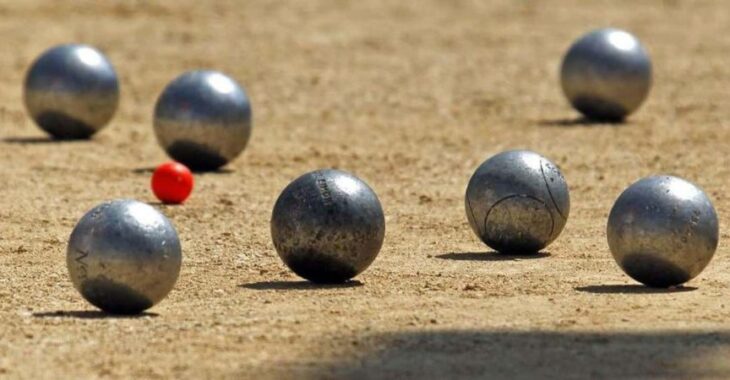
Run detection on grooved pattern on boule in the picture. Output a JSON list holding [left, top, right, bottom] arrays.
[[465, 150, 570, 254]]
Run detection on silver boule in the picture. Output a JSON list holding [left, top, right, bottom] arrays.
[[271, 169, 385, 283], [154, 70, 252, 171], [560, 28, 652, 121], [465, 150, 570, 254], [67, 199, 182, 314], [607, 175, 719, 287], [24, 44, 119, 139]]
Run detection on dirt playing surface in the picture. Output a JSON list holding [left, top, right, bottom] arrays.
[[2, 0, 730, 378]]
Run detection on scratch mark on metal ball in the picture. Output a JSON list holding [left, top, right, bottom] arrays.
[[540, 160, 567, 220]]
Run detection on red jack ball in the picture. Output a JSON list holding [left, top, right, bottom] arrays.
[[151, 161, 194, 204]]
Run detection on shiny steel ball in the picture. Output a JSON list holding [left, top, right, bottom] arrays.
[[465, 150, 570, 254], [154, 70, 252, 171], [560, 28, 652, 121], [24, 44, 119, 139], [67, 199, 182, 314], [271, 169, 385, 283], [607, 176, 719, 287]]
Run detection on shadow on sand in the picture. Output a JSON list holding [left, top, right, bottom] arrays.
[[2, 136, 88, 144], [239, 280, 364, 291], [32, 310, 159, 319], [576, 284, 697, 294], [435, 251, 551, 261], [537, 117, 625, 127], [285, 330, 730, 379], [132, 167, 234, 175]]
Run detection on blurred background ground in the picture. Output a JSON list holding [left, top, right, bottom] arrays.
[[1, 0, 730, 378]]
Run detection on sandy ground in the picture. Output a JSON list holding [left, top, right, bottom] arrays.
[[2, 0, 730, 378]]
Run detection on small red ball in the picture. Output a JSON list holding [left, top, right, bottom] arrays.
[[151, 161, 194, 204]]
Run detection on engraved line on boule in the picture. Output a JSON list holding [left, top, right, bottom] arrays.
[[540, 160, 566, 220], [74, 248, 89, 281], [465, 197, 481, 236], [482, 194, 555, 239]]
